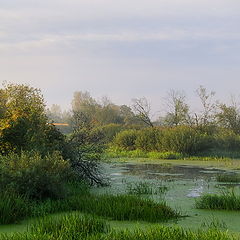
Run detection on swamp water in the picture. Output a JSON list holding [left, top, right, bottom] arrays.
[[95, 160, 240, 233]]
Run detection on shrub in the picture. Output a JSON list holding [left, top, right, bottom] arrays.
[[0, 151, 72, 199], [98, 123, 123, 143], [160, 126, 211, 154], [135, 127, 162, 151], [113, 130, 138, 150]]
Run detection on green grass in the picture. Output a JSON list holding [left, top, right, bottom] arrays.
[[126, 181, 168, 196], [0, 189, 179, 224], [216, 174, 240, 183], [105, 147, 184, 160], [0, 213, 109, 240], [88, 226, 236, 240], [67, 194, 180, 222], [196, 191, 240, 210], [30, 212, 109, 239], [0, 216, 236, 240], [0, 192, 29, 224], [105, 147, 234, 161]]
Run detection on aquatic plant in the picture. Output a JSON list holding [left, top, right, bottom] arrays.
[[196, 191, 240, 210], [126, 181, 168, 196], [30, 212, 109, 239], [69, 194, 180, 222]]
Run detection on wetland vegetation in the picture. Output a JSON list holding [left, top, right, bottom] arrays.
[[1, 83, 240, 239]]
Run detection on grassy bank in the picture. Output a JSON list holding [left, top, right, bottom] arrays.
[[0, 212, 236, 240], [0, 190, 180, 224]]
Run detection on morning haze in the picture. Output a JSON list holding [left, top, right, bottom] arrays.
[[0, 0, 239, 112]]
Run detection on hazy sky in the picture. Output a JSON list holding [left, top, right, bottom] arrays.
[[0, 0, 240, 113]]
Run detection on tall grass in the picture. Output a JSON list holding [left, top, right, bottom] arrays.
[[88, 227, 236, 240], [30, 212, 109, 239], [0, 220, 236, 240], [67, 194, 180, 222], [126, 181, 168, 196], [0, 189, 179, 224], [196, 191, 240, 210], [0, 191, 29, 224], [105, 147, 184, 160]]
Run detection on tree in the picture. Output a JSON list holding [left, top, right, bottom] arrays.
[[0, 83, 68, 155], [164, 90, 189, 126], [216, 100, 240, 134], [132, 97, 153, 127], [195, 85, 216, 127]]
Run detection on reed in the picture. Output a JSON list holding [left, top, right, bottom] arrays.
[[196, 191, 240, 210]]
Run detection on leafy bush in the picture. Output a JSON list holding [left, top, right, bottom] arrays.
[[113, 130, 138, 150], [0, 151, 72, 199], [98, 123, 123, 143], [160, 126, 211, 154], [214, 129, 240, 151], [135, 127, 162, 151]]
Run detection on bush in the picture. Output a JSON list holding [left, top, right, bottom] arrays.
[[113, 130, 138, 150], [0, 151, 72, 199], [160, 126, 211, 155], [214, 129, 240, 151], [98, 123, 123, 143], [135, 127, 162, 151]]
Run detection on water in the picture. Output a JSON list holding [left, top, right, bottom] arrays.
[[96, 160, 240, 233]]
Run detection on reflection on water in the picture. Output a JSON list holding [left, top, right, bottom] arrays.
[[120, 163, 227, 181]]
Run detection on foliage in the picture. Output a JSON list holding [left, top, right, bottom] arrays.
[[0, 191, 29, 224], [0, 225, 235, 240], [0, 151, 72, 199], [30, 213, 109, 239], [69, 194, 180, 222], [196, 191, 240, 210], [113, 129, 138, 150], [0, 83, 68, 156], [126, 181, 168, 195], [98, 123, 123, 142], [135, 127, 161, 151]]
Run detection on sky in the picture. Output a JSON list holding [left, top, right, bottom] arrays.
[[0, 0, 240, 114]]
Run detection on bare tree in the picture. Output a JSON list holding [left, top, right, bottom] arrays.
[[164, 90, 189, 126], [132, 97, 153, 127], [196, 85, 216, 126]]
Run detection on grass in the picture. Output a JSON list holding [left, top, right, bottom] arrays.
[[88, 226, 236, 240], [0, 188, 179, 224], [30, 212, 109, 239], [216, 174, 240, 183], [126, 181, 168, 196], [195, 191, 240, 210], [105, 147, 184, 160], [0, 213, 109, 240], [0, 192, 29, 224], [67, 194, 180, 222], [0, 223, 236, 240], [105, 147, 234, 162]]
